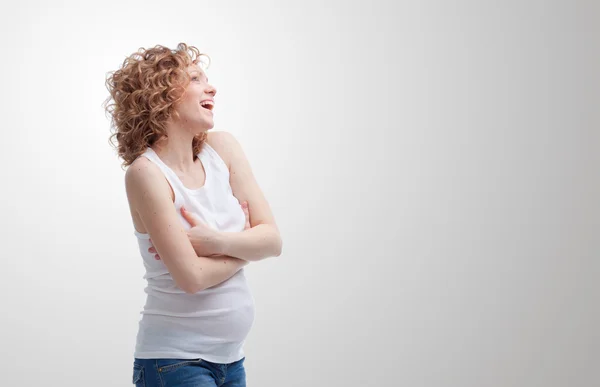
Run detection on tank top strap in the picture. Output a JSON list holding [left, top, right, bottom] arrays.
[[141, 148, 183, 187], [200, 141, 230, 176], [139, 148, 186, 206]]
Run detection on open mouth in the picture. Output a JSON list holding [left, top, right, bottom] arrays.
[[200, 100, 214, 111]]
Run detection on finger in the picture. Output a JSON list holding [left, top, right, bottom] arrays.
[[148, 247, 156, 254], [154, 254, 161, 260], [180, 206, 200, 227]]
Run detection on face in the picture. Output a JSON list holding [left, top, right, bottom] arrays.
[[172, 64, 217, 133]]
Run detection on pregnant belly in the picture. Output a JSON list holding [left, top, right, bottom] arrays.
[[142, 273, 256, 342]]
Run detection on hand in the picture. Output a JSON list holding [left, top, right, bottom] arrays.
[[180, 205, 225, 257], [149, 201, 251, 260]]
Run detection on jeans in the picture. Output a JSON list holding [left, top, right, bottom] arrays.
[[132, 357, 246, 386]]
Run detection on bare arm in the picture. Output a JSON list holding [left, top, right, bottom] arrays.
[[218, 225, 281, 262], [208, 131, 283, 261], [194, 255, 248, 289], [126, 157, 246, 293]]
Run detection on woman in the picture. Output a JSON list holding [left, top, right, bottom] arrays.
[[104, 43, 282, 386]]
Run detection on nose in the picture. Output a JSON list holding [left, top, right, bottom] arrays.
[[205, 83, 216, 97]]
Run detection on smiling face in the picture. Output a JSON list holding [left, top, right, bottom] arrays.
[[172, 64, 217, 133]]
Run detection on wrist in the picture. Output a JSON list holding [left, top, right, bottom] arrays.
[[215, 231, 230, 256]]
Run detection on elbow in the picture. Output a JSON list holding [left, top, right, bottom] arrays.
[[180, 281, 199, 294], [182, 284, 199, 294], [179, 276, 208, 294], [170, 256, 211, 294], [182, 282, 207, 294]]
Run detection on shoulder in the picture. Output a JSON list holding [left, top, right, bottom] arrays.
[[125, 156, 159, 186], [125, 155, 170, 204], [206, 130, 244, 169], [207, 130, 240, 150]]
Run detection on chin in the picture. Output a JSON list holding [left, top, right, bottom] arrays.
[[195, 118, 214, 131]]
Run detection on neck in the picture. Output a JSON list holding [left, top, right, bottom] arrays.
[[152, 122, 206, 173]]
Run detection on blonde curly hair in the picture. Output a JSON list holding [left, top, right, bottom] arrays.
[[104, 43, 210, 168]]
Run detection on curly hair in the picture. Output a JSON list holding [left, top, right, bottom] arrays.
[[103, 43, 211, 168]]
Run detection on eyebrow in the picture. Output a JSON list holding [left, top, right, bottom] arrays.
[[190, 70, 208, 82]]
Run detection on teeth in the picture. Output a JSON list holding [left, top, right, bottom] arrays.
[[201, 101, 214, 110]]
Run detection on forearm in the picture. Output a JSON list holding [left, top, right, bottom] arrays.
[[218, 224, 282, 262], [190, 255, 248, 292]]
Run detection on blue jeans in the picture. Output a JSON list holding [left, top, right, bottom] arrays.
[[132, 357, 246, 386]]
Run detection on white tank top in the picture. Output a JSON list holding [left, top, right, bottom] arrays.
[[132, 142, 255, 364]]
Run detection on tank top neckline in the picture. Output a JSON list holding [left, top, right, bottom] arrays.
[[146, 143, 211, 194]]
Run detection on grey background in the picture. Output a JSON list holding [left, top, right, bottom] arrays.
[[0, 0, 598, 386]]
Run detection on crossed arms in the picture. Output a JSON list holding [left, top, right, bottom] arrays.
[[125, 131, 282, 293]]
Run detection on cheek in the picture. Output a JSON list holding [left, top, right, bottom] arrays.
[[180, 99, 200, 115]]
